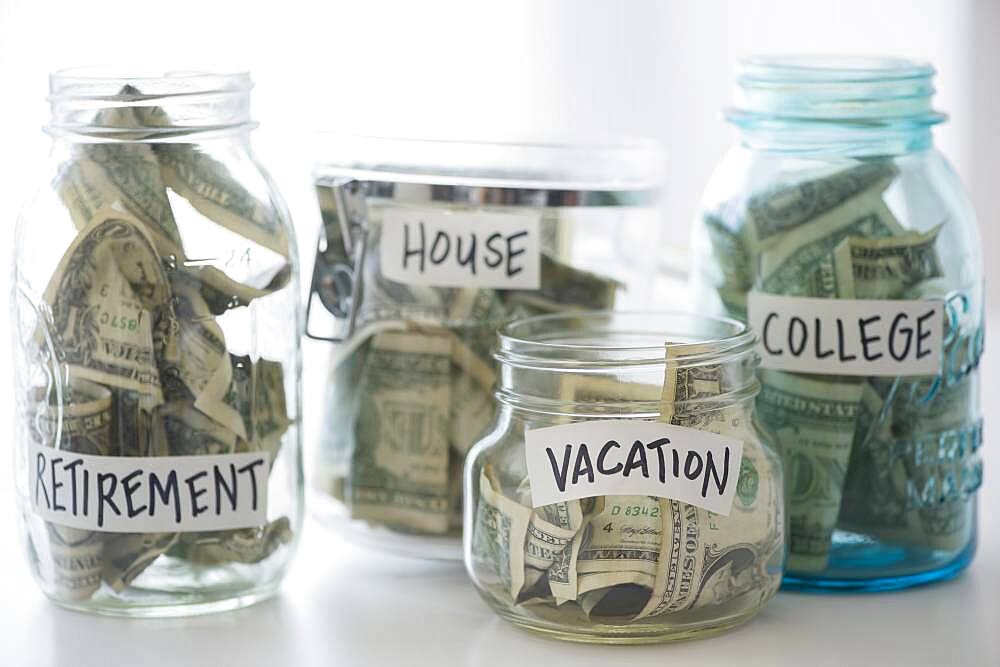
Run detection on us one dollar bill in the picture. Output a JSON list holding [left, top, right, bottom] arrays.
[[701, 160, 979, 570], [26, 85, 295, 603], [313, 192, 625, 537]]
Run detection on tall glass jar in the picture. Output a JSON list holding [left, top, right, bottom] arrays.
[[11, 70, 303, 616], [306, 137, 663, 560], [464, 312, 785, 643], [694, 56, 983, 590]]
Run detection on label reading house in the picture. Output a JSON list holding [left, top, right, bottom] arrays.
[[747, 292, 943, 376], [379, 207, 541, 289], [30, 445, 270, 532], [524, 420, 743, 516]]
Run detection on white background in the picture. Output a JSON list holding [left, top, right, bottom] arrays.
[[0, 1, 998, 664]]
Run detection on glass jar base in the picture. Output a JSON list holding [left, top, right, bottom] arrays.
[[44, 581, 282, 618], [309, 490, 462, 561], [492, 604, 762, 645], [782, 538, 976, 592]]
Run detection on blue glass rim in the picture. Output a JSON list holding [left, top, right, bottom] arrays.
[[737, 54, 935, 84], [726, 54, 947, 129]]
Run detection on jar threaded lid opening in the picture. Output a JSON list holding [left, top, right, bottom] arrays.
[[47, 68, 256, 139], [496, 311, 757, 370], [727, 54, 946, 128]]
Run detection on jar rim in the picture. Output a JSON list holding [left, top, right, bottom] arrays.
[[46, 68, 256, 139], [494, 311, 760, 418], [496, 311, 757, 369], [737, 54, 935, 83], [727, 53, 946, 136], [49, 67, 253, 96], [312, 133, 664, 193]]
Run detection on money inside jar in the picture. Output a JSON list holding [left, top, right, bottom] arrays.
[[467, 324, 784, 634], [702, 161, 982, 573], [311, 189, 624, 540], [25, 85, 295, 602]]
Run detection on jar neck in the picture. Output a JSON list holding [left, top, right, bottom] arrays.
[[46, 69, 256, 142], [495, 312, 759, 419], [726, 55, 945, 156]]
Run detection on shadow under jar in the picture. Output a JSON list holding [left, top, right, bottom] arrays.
[[305, 137, 663, 560], [693, 55, 984, 591], [11, 69, 303, 616], [464, 312, 785, 644]]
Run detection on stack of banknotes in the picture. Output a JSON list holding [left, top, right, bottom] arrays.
[[25, 86, 294, 601]]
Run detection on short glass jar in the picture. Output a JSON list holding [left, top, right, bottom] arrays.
[[11, 70, 302, 616], [464, 312, 785, 644], [694, 56, 983, 590], [305, 137, 663, 559]]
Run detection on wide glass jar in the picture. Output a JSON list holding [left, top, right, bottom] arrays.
[[694, 56, 983, 590], [305, 137, 663, 559], [464, 312, 785, 643], [11, 70, 303, 616]]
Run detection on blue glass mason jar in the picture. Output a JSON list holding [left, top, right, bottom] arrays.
[[693, 56, 983, 591]]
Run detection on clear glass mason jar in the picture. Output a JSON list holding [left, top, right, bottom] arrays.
[[305, 137, 663, 560], [11, 69, 303, 616], [464, 312, 785, 643], [693, 56, 983, 590]]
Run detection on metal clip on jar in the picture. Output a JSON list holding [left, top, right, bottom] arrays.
[[11, 70, 303, 616], [694, 56, 983, 590], [305, 137, 663, 560], [464, 312, 785, 643]]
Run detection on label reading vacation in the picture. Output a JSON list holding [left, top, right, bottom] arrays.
[[30, 445, 269, 533], [379, 207, 541, 289], [747, 292, 943, 376], [524, 420, 743, 516]]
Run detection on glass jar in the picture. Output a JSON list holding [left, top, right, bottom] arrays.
[[694, 56, 983, 590], [305, 137, 663, 559], [11, 69, 303, 616], [464, 312, 785, 643]]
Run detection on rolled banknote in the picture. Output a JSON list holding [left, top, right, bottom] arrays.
[[472, 464, 531, 600], [348, 330, 453, 534], [43, 210, 173, 404], [756, 370, 861, 572], [634, 343, 782, 619]]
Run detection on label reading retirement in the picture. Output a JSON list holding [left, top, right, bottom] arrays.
[[30, 445, 269, 533], [748, 292, 943, 376], [524, 420, 743, 516], [379, 207, 541, 289]]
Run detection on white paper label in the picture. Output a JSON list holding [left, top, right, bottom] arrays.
[[524, 420, 743, 516], [379, 207, 541, 289], [29, 445, 269, 532], [747, 292, 943, 376]]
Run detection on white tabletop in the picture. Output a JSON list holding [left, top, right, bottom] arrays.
[[2, 352, 998, 667]]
